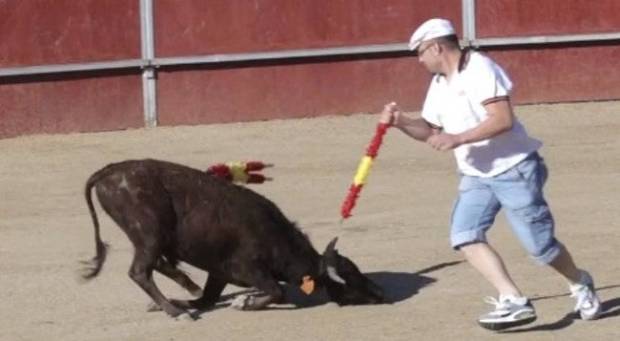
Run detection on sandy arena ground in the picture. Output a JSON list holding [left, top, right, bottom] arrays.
[[1, 101, 619, 341]]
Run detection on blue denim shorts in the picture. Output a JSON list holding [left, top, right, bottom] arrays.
[[450, 152, 561, 264]]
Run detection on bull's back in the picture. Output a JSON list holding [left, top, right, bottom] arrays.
[[172, 176, 299, 267], [88, 159, 315, 278], [90, 160, 179, 240], [159, 164, 315, 275]]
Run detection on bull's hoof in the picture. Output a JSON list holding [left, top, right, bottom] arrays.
[[146, 301, 162, 312], [190, 288, 204, 298], [175, 312, 196, 321], [231, 294, 255, 310]]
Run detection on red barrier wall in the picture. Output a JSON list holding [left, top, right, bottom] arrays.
[[0, 0, 140, 67], [1, 0, 619, 139], [155, 0, 461, 124], [157, 57, 430, 126], [476, 0, 620, 103], [0, 73, 143, 138], [0, 0, 143, 139], [490, 45, 620, 104], [155, 0, 462, 55], [476, 0, 620, 37]]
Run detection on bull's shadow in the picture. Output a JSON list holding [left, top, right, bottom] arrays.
[[368, 260, 464, 303], [211, 260, 463, 311]]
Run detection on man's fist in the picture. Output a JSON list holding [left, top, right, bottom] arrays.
[[379, 102, 400, 126]]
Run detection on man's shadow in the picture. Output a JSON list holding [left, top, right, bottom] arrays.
[[213, 260, 463, 310], [499, 285, 620, 333]]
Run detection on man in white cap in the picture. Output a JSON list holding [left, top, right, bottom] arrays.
[[379, 18, 601, 330]]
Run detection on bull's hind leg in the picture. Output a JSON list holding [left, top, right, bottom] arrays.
[[231, 268, 284, 311], [169, 275, 227, 311], [129, 252, 189, 318], [154, 258, 203, 297]]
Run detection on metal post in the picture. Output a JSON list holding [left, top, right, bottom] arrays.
[[140, 0, 157, 128], [461, 0, 477, 47]]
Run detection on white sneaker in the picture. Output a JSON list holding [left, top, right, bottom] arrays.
[[478, 295, 537, 330], [570, 270, 602, 320]]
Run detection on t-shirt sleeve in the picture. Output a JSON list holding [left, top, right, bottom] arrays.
[[468, 55, 513, 106], [421, 77, 442, 127]]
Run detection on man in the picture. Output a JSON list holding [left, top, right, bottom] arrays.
[[379, 18, 601, 330]]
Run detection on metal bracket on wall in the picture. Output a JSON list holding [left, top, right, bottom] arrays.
[[461, 0, 477, 47], [0, 59, 146, 77], [140, 0, 157, 128]]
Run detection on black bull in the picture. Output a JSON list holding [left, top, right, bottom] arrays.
[[82, 159, 384, 318]]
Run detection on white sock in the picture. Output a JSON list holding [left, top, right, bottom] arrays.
[[499, 294, 528, 305]]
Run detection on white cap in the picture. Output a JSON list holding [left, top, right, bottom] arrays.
[[408, 18, 456, 51]]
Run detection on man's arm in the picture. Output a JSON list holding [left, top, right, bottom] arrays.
[[395, 115, 440, 142], [379, 102, 440, 142], [427, 98, 515, 151], [458, 98, 514, 144]]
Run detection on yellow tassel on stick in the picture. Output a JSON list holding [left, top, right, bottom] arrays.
[[353, 156, 373, 186]]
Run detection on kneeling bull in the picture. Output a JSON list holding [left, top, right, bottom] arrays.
[[81, 159, 384, 318]]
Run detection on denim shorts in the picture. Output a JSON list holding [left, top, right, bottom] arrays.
[[450, 152, 561, 264]]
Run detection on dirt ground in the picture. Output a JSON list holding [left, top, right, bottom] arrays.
[[1, 101, 619, 341]]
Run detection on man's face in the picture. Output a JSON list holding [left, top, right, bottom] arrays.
[[417, 41, 440, 73]]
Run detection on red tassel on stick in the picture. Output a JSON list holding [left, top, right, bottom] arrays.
[[366, 123, 389, 158], [340, 184, 363, 219]]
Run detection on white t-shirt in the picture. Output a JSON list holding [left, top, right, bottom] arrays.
[[421, 51, 542, 177]]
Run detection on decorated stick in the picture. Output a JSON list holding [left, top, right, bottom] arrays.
[[206, 161, 273, 184], [340, 114, 392, 220]]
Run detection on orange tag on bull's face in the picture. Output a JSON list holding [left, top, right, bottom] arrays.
[[300, 275, 315, 295]]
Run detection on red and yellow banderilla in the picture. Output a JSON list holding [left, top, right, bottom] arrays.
[[207, 161, 273, 184], [340, 103, 396, 220]]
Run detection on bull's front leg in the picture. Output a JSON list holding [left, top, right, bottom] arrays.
[[167, 275, 227, 311], [230, 269, 284, 311], [231, 293, 284, 310]]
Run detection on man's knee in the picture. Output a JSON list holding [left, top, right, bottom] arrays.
[[526, 238, 562, 265]]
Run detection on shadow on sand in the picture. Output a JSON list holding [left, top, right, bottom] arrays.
[[204, 260, 464, 313], [192, 270, 620, 325], [366, 260, 464, 304]]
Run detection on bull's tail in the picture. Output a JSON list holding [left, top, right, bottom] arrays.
[[81, 165, 113, 280]]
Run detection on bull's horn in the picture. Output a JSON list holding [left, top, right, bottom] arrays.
[[326, 265, 346, 284], [324, 237, 339, 255], [322, 237, 345, 283]]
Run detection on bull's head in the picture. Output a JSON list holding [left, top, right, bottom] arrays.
[[319, 237, 384, 305]]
